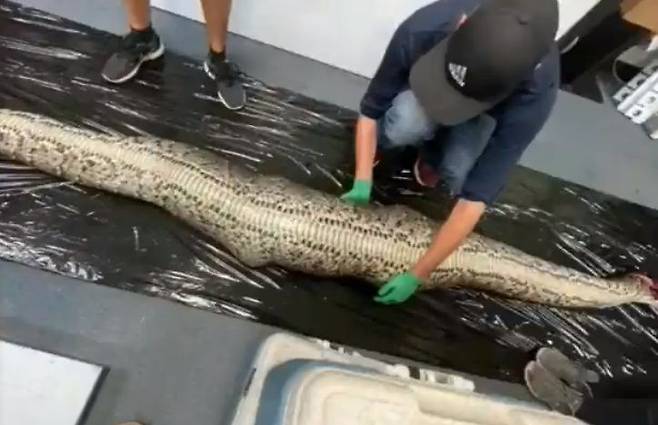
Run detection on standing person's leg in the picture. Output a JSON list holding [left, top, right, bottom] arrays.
[[102, 0, 164, 84], [123, 0, 151, 31], [200, 0, 231, 55], [200, 0, 246, 110]]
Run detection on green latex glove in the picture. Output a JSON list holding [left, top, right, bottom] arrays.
[[340, 179, 372, 207], [374, 272, 421, 304]]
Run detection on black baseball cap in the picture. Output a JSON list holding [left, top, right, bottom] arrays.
[[409, 0, 559, 126]]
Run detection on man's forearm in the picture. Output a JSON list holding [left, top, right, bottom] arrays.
[[411, 198, 485, 280], [354, 116, 378, 182]]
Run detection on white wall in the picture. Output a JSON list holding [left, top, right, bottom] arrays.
[[154, 0, 432, 77], [556, 0, 601, 39], [153, 0, 601, 78]]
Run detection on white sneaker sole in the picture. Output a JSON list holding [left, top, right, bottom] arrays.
[[413, 158, 431, 187], [203, 61, 246, 111], [102, 41, 165, 84], [524, 362, 542, 401], [536, 347, 598, 392]]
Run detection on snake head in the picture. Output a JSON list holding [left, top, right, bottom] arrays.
[[630, 273, 658, 299]]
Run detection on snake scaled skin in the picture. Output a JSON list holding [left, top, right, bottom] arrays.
[[0, 109, 655, 308]]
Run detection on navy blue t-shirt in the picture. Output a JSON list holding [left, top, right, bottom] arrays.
[[360, 0, 560, 204]]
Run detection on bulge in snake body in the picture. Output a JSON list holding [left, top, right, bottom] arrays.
[[0, 109, 654, 308]]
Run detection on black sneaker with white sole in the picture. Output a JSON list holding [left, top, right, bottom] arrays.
[[101, 27, 164, 84], [203, 51, 246, 110]]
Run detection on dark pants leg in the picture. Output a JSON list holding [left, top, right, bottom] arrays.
[[420, 113, 497, 195], [375, 89, 497, 196], [577, 371, 658, 424], [578, 398, 658, 425]]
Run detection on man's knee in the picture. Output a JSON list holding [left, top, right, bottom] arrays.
[[380, 90, 435, 148]]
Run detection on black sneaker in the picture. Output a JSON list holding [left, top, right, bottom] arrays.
[[203, 51, 246, 110], [101, 28, 165, 84]]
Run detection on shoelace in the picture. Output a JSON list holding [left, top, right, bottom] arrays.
[[116, 31, 153, 60], [216, 61, 240, 87]]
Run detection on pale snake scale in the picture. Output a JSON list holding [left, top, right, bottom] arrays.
[[0, 109, 655, 308]]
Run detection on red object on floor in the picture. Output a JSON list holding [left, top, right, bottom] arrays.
[[413, 156, 440, 188]]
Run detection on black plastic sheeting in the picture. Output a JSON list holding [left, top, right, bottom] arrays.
[[2, 2, 658, 384]]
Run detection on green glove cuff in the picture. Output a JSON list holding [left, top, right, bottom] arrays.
[[351, 179, 372, 197], [340, 179, 372, 206], [399, 272, 421, 288]]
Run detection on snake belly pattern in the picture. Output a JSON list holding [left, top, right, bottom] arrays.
[[0, 109, 655, 308]]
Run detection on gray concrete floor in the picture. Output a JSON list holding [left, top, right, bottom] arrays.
[[0, 260, 536, 425], [0, 261, 273, 425]]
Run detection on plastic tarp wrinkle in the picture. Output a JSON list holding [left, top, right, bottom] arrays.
[[1, 1, 658, 385]]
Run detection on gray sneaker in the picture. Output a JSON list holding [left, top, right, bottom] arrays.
[[203, 52, 246, 110], [525, 361, 584, 415], [101, 28, 165, 84], [537, 348, 599, 396]]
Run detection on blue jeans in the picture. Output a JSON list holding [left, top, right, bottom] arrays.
[[377, 90, 497, 195]]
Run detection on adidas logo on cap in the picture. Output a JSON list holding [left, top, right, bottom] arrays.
[[448, 63, 467, 87]]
